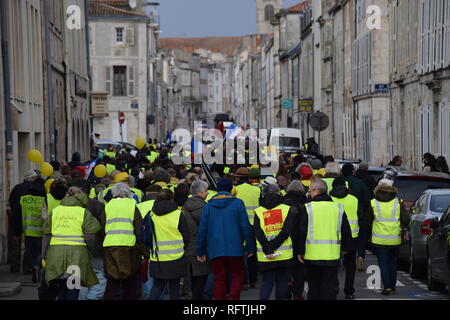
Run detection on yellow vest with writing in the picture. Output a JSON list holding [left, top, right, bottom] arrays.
[[50, 206, 86, 246], [304, 202, 343, 261], [255, 204, 293, 262], [150, 210, 184, 262], [20, 195, 45, 237]]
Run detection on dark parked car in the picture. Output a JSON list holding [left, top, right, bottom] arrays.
[[426, 206, 450, 294], [398, 190, 450, 279]]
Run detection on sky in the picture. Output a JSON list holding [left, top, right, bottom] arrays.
[[157, 0, 304, 38]]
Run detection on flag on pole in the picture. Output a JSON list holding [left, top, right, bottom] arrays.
[[84, 159, 98, 180]]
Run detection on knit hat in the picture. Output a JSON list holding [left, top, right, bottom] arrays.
[[262, 176, 277, 186], [217, 178, 233, 193], [249, 168, 261, 179], [341, 163, 355, 177], [299, 166, 313, 180], [311, 159, 323, 170], [24, 170, 37, 179], [377, 179, 394, 188]]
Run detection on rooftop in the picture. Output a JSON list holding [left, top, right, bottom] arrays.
[[88, 0, 148, 18], [159, 37, 244, 57], [287, 0, 312, 13]]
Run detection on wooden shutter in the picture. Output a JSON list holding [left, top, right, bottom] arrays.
[[105, 66, 112, 95], [126, 27, 135, 46], [128, 66, 135, 96]]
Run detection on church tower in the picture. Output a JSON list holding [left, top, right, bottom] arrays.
[[256, 0, 283, 34]]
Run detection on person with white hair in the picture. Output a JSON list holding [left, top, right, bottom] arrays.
[[298, 179, 353, 300], [367, 178, 410, 296], [253, 184, 300, 300], [182, 180, 211, 300], [102, 182, 147, 300]]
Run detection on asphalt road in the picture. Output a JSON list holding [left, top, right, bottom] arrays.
[[240, 251, 449, 300]]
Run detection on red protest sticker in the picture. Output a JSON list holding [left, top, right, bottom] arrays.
[[263, 209, 284, 233]]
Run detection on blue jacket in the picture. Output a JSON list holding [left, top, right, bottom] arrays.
[[196, 192, 255, 259]]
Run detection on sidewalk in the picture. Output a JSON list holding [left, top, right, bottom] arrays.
[[0, 265, 38, 300]]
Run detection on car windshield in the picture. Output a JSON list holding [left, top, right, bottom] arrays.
[[429, 194, 450, 213], [395, 178, 450, 202], [278, 137, 300, 148]]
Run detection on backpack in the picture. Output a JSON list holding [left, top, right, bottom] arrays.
[[139, 211, 158, 259]]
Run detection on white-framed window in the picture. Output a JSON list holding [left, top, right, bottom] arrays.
[[418, 103, 433, 164], [116, 27, 124, 44], [438, 100, 450, 160]]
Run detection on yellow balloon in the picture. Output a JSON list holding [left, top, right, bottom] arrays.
[[44, 179, 55, 193], [40, 162, 54, 177], [28, 149, 43, 163], [94, 164, 107, 178], [135, 137, 146, 150]]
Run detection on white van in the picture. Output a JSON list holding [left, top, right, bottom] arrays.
[[268, 128, 303, 155]]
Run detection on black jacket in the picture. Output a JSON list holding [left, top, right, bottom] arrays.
[[149, 199, 190, 279], [8, 181, 46, 236], [283, 191, 308, 259], [300, 194, 353, 266], [355, 169, 377, 198], [367, 185, 410, 249], [253, 193, 299, 271]]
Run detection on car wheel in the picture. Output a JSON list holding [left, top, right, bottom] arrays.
[[427, 256, 445, 292], [410, 245, 426, 279]]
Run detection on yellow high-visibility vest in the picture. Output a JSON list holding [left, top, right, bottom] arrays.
[[304, 202, 343, 261], [104, 151, 116, 159], [103, 198, 136, 247], [236, 183, 261, 225], [106, 164, 116, 175], [255, 204, 293, 262], [47, 193, 61, 215], [150, 210, 184, 262], [371, 198, 401, 246], [50, 206, 86, 246], [20, 195, 45, 237], [331, 195, 359, 238], [137, 200, 155, 218]]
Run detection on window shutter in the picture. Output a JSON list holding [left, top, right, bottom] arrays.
[[126, 27, 135, 46], [128, 66, 135, 96], [105, 66, 112, 95]]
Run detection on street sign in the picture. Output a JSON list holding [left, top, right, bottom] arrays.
[[374, 84, 389, 94], [118, 112, 125, 125], [282, 99, 293, 109], [310, 111, 329, 132], [299, 98, 313, 112]]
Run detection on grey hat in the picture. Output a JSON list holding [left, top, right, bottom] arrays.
[[311, 159, 323, 170], [24, 170, 37, 179], [359, 161, 369, 168]]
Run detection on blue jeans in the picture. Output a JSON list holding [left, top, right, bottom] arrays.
[[79, 257, 107, 300], [375, 247, 398, 290], [143, 263, 165, 300], [259, 268, 289, 300], [203, 273, 214, 300]]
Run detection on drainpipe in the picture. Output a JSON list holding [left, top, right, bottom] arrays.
[[43, 0, 55, 161], [85, 0, 93, 144], [1, 0, 13, 186]]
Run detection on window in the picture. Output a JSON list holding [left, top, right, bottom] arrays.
[[418, 103, 433, 165], [116, 27, 124, 44], [439, 100, 450, 160], [113, 66, 127, 96], [430, 195, 450, 213], [264, 4, 275, 21]]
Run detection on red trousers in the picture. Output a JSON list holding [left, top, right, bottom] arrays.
[[211, 256, 244, 300]]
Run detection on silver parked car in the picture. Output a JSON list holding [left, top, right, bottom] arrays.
[[399, 189, 450, 279]]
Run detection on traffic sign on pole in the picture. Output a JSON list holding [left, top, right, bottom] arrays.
[[309, 111, 329, 132], [118, 112, 125, 125]]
